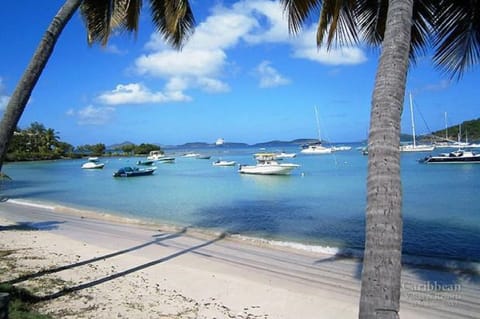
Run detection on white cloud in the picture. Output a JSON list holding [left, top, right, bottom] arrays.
[[72, 105, 116, 125], [128, 0, 366, 101], [291, 27, 367, 65], [0, 77, 9, 111], [0, 95, 9, 111], [255, 61, 290, 88], [103, 44, 127, 55], [97, 83, 191, 105]]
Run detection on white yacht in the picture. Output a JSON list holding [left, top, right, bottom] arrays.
[[215, 138, 225, 146], [420, 150, 480, 164], [147, 150, 164, 160], [81, 157, 105, 169], [239, 153, 299, 175], [213, 160, 236, 166], [331, 145, 352, 151], [301, 142, 333, 154], [400, 93, 435, 152], [301, 106, 333, 154], [274, 151, 297, 159]]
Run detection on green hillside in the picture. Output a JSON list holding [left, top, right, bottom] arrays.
[[430, 118, 480, 142]]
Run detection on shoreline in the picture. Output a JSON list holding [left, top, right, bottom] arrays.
[[5, 198, 480, 275], [1, 199, 480, 318]]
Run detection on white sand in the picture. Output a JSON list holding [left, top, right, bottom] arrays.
[[1, 200, 479, 318]]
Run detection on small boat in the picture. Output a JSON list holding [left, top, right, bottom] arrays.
[[300, 142, 333, 154], [274, 152, 296, 159], [146, 150, 164, 161], [420, 150, 480, 164], [215, 138, 225, 146], [182, 152, 200, 158], [213, 160, 236, 166], [81, 157, 105, 169], [331, 145, 352, 151], [196, 155, 211, 160], [136, 159, 156, 166], [113, 166, 156, 177], [157, 157, 175, 163], [239, 153, 299, 175]]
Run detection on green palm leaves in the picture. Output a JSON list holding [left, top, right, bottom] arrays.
[[281, 0, 480, 79], [80, 0, 195, 49]]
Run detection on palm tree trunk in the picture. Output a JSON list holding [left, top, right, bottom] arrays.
[[359, 0, 413, 318], [0, 0, 81, 172]]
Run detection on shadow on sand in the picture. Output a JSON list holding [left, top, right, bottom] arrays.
[[1, 226, 226, 303]]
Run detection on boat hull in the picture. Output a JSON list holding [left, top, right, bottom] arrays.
[[113, 167, 155, 177], [300, 148, 332, 154], [421, 157, 480, 164], [238, 164, 299, 175], [81, 163, 105, 169]]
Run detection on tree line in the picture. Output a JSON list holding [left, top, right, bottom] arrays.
[[6, 121, 162, 162]]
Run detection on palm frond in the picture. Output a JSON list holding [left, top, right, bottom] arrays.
[[149, 0, 195, 49], [281, 0, 322, 35], [80, 0, 112, 45], [80, 0, 143, 46], [432, 0, 480, 79], [355, 0, 435, 64]]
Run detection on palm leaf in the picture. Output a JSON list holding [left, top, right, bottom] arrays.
[[355, 0, 435, 64], [149, 0, 195, 49], [281, 0, 322, 35], [80, 0, 112, 45], [432, 0, 480, 79]]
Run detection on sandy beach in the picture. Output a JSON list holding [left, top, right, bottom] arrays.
[[1, 199, 479, 319]]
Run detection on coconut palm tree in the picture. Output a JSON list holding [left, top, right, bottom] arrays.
[[0, 0, 194, 172], [281, 0, 480, 318]]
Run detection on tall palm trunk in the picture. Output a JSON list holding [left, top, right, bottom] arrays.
[[359, 1, 413, 318], [0, 0, 81, 172]]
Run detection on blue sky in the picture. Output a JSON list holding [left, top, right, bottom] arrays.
[[0, 1, 479, 146]]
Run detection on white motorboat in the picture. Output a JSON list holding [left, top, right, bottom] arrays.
[[274, 152, 296, 159], [213, 160, 236, 166], [300, 142, 333, 154], [215, 138, 225, 146], [182, 152, 200, 158], [239, 153, 299, 175], [147, 150, 164, 160], [81, 157, 105, 169], [420, 150, 480, 164], [331, 145, 352, 151], [400, 93, 435, 152]]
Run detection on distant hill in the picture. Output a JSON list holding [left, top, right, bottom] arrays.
[[107, 141, 136, 150], [430, 118, 480, 142]]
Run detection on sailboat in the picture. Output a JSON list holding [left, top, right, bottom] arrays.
[[400, 93, 435, 152], [300, 106, 333, 154]]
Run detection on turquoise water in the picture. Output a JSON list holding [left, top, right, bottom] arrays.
[[2, 144, 480, 266]]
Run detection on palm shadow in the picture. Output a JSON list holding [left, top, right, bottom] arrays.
[[3, 228, 225, 303], [0, 221, 64, 231], [30, 232, 226, 302], [2, 227, 188, 286]]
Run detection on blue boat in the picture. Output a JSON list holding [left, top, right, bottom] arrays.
[[113, 166, 155, 177]]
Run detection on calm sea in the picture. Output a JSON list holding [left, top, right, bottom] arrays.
[[2, 144, 480, 269]]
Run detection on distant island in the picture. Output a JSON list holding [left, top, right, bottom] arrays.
[[428, 118, 480, 142]]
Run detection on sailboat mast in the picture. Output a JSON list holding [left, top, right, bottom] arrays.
[[409, 93, 416, 147], [314, 106, 322, 142], [444, 112, 448, 140]]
